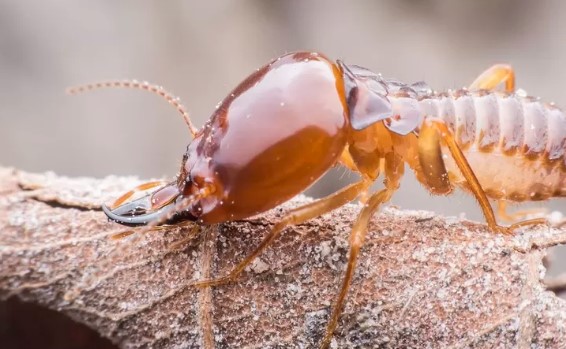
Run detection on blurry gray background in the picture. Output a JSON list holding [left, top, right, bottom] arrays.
[[0, 1, 565, 274]]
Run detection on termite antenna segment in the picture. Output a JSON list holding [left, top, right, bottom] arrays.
[[66, 80, 198, 137]]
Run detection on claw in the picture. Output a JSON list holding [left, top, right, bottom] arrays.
[[102, 181, 182, 226], [102, 194, 175, 225]]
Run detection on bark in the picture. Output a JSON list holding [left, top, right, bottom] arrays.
[[1, 167, 565, 349]]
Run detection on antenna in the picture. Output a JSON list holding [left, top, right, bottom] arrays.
[[67, 80, 198, 137]]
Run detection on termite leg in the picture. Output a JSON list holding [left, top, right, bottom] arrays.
[[321, 153, 403, 349], [497, 200, 548, 223], [109, 220, 194, 240], [191, 179, 371, 288], [419, 119, 511, 235], [168, 224, 201, 251], [469, 64, 515, 92], [497, 201, 553, 230], [508, 217, 548, 231]]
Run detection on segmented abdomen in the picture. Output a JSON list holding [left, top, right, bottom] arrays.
[[419, 90, 566, 201]]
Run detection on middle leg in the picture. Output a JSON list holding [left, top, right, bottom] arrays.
[[418, 119, 509, 234], [192, 179, 371, 288], [320, 153, 404, 349], [497, 200, 548, 223]]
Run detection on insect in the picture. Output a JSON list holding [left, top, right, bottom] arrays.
[[70, 51, 565, 348]]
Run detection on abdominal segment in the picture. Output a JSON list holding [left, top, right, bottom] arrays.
[[443, 148, 566, 201], [417, 89, 566, 201]]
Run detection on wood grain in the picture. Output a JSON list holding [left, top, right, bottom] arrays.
[[1, 167, 565, 348]]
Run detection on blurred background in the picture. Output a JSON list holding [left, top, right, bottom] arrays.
[[1, 0, 566, 347], [2, 0, 566, 217]]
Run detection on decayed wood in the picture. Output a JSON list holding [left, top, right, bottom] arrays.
[[1, 167, 566, 348]]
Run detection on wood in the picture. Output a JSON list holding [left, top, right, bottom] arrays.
[[1, 167, 565, 348]]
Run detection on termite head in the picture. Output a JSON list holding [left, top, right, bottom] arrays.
[[66, 79, 217, 226], [102, 141, 217, 226], [102, 141, 222, 226], [339, 61, 421, 136]]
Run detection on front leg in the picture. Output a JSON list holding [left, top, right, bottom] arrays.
[[191, 179, 371, 289]]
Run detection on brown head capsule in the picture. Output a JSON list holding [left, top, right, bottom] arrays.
[[93, 52, 393, 227]]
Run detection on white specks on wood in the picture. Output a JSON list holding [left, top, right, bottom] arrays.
[[1, 167, 566, 348]]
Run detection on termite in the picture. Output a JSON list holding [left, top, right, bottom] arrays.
[[69, 51, 565, 348]]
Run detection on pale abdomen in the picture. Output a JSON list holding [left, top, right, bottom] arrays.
[[419, 90, 566, 201]]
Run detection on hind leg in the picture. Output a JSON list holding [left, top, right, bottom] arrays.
[[497, 201, 565, 231], [497, 200, 548, 223], [419, 120, 551, 234], [418, 119, 509, 234], [469, 64, 515, 92]]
